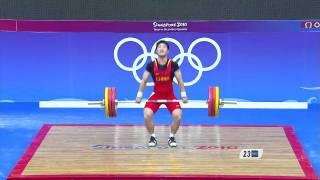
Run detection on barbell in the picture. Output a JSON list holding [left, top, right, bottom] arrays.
[[39, 86, 309, 118], [98, 86, 235, 118]]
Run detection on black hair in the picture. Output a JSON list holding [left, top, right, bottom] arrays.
[[156, 40, 169, 50]]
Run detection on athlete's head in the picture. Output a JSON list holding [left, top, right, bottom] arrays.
[[156, 40, 169, 57]]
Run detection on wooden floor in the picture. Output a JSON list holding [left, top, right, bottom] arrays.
[[8, 124, 318, 179]]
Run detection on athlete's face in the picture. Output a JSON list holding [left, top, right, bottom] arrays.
[[156, 43, 169, 57]]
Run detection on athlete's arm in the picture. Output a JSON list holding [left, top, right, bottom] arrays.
[[136, 70, 151, 103], [174, 70, 188, 103]]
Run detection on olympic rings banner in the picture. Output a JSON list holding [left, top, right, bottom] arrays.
[[0, 20, 319, 103]]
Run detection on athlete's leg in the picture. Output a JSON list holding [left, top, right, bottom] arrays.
[[170, 108, 182, 134], [166, 100, 182, 147], [144, 108, 155, 134], [144, 94, 161, 147]]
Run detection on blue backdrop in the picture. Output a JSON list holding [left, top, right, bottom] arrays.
[[1, 22, 320, 178], [0, 32, 319, 103]]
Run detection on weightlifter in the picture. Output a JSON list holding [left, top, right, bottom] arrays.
[[136, 40, 188, 147]]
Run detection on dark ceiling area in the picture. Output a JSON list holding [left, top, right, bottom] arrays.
[[0, 0, 319, 20]]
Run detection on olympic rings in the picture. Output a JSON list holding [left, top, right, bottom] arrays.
[[114, 37, 222, 86]]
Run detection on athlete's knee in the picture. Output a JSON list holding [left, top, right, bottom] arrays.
[[144, 108, 154, 121], [172, 109, 182, 122]]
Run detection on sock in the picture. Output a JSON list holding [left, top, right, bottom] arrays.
[[151, 133, 156, 138], [169, 133, 175, 138]]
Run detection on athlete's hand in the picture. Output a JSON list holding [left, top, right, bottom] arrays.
[[182, 96, 188, 103], [135, 97, 142, 104]]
